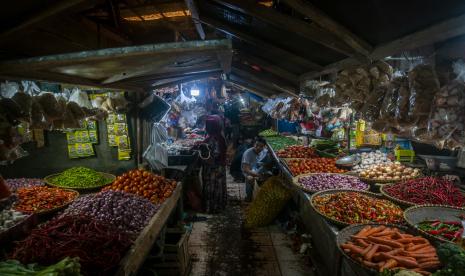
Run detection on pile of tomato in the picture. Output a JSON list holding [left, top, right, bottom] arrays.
[[286, 158, 346, 176], [103, 169, 176, 204], [277, 145, 317, 159]]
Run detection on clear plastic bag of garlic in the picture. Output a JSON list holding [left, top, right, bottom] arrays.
[[352, 150, 392, 173], [359, 162, 420, 181], [426, 60, 465, 149]]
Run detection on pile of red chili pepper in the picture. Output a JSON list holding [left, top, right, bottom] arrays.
[[312, 192, 404, 225], [383, 177, 465, 207], [13, 186, 78, 213], [10, 215, 132, 276], [417, 219, 465, 242]]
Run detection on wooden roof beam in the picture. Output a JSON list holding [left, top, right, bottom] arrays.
[[282, 0, 372, 57], [199, 16, 322, 71], [225, 79, 272, 98], [300, 12, 465, 81], [185, 0, 206, 40], [207, 0, 356, 57], [0, 0, 89, 40], [78, 17, 132, 45], [232, 67, 298, 97], [151, 71, 221, 89], [237, 53, 299, 83]]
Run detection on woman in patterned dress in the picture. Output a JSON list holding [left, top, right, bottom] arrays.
[[201, 115, 227, 213]]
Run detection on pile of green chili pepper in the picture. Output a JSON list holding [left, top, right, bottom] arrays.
[[49, 167, 108, 188], [417, 219, 464, 242], [265, 136, 299, 151], [313, 192, 404, 225]]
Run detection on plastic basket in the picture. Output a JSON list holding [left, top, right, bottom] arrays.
[[395, 148, 415, 163]]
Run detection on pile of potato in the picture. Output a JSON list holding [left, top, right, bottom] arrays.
[[359, 162, 420, 182]]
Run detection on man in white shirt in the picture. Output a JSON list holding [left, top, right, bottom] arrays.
[[241, 137, 267, 202]]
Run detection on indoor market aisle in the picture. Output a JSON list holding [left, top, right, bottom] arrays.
[[188, 174, 313, 276]]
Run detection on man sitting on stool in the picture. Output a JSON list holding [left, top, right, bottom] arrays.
[[241, 137, 268, 202]]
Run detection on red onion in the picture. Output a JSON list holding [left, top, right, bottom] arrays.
[[298, 173, 368, 192], [5, 178, 45, 191]]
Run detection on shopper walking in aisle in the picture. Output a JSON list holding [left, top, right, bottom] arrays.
[[241, 137, 268, 202], [200, 115, 227, 213]]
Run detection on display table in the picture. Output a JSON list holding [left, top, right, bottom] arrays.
[[267, 142, 370, 276], [116, 184, 182, 276]]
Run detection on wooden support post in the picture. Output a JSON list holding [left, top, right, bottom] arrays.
[[185, 0, 206, 40]]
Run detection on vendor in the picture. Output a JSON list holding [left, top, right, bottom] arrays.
[[241, 137, 268, 201]]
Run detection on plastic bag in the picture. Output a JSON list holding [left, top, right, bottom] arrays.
[[426, 60, 465, 148], [12, 91, 32, 122], [30, 97, 49, 129], [0, 98, 24, 126], [143, 123, 168, 170], [408, 64, 439, 129], [108, 92, 129, 113], [69, 87, 92, 109], [392, 75, 411, 128], [37, 92, 63, 122], [21, 81, 40, 96], [0, 81, 19, 98]]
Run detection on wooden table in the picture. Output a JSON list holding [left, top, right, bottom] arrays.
[[116, 183, 182, 276]]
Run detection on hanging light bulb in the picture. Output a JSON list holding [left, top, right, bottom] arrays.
[[190, 83, 200, 97]]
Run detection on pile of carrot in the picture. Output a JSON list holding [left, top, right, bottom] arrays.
[[341, 225, 441, 275]]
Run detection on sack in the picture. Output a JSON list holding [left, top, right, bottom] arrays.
[[245, 176, 292, 228]]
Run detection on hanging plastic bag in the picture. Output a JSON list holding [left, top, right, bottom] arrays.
[[37, 92, 63, 122], [69, 87, 92, 109], [143, 123, 168, 170], [108, 92, 129, 113], [426, 60, 465, 148], [0, 81, 19, 98]]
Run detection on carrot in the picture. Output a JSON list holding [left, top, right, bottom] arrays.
[[380, 259, 397, 271], [377, 244, 393, 252], [377, 261, 386, 269], [372, 229, 395, 237], [362, 260, 378, 269], [341, 244, 364, 254], [364, 226, 386, 237], [354, 226, 372, 238], [367, 236, 403, 248], [417, 257, 439, 264], [365, 244, 379, 261], [407, 243, 429, 251], [415, 247, 436, 254], [386, 248, 403, 255], [361, 244, 373, 256], [355, 239, 369, 248], [397, 238, 418, 244], [407, 252, 437, 259], [418, 261, 441, 269], [392, 231, 403, 239], [401, 234, 414, 238], [379, 253, 419, 268]]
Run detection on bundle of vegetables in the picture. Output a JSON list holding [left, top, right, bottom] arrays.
[[13, 186, 77, 213], [312, 140, 340, 158], [313, 192, 404, 225], [341, 225, 440, 274], [61, 190, 158, 236], [0, 257, 81, 276], [245, 176, 292, 228], [266, 136, 299, 151], [5, 178, 45, 191], [0, 209, 28, 231], [417, 219, 464, 242], [49, 167, 109, 189], [277, 145, 317, 158], [11, 215, 132, 276], [352, 151, 393, 173], [259, 129, 278, 137], [433, 243, 465, 275], [103, 169, 176, 204], [359, 162, 420, 182], [286, 158, 346, 176], [383, 177, 465, 207], [297, 173, 368, 192]]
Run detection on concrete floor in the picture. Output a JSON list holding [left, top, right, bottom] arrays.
[[187, 174, 313, 276]]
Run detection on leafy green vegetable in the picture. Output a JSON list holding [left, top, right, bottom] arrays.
[[50, 167, 108, 188], [433, 243, 465, 276], [0, 257, 81, 276], [266, 136, 299, 151]]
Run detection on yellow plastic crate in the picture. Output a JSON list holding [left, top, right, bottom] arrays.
[[395, 148, 415, 163]]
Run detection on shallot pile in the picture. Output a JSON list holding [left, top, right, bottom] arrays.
[[297, 173, 368, 192], [5, 178, 45, 191], [61, 190, 158, 236]]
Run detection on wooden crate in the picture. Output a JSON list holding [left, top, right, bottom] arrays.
[[144, 227, 191, 276]]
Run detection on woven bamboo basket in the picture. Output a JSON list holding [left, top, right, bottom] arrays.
[[45, 172, 115, 191], [309, 189, 403, 227], [404, 204, 465, 244], [13, 188, 79, 216], [292, 173, 369, 194]]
